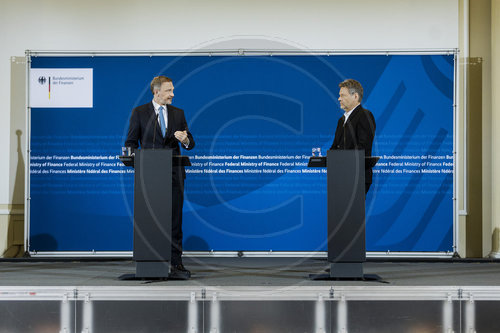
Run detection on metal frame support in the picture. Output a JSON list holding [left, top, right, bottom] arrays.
[[188, 291, 198, 333], [81, 293, 93, 333], [210, 292, 220, 333], [59, 292, 71, 333], [442, 293, 454, 332], [337, 294, 347, 333], [314, 293, 326, 332], [465, 293, 475, 333]]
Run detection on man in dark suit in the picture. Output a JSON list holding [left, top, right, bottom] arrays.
[[125, 75, 195, 277], [330, 79, 376, 194]]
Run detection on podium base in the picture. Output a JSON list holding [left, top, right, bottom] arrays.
[[118, 261, 190, 281], [328, 262, 364, 278], [118, 272, 190, 281], [308, 273, 383, 282], [136, 261, 170, 278], [309, 262, 385, 282]]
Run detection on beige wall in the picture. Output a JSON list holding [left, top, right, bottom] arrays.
[[457, 0, 467, 258], [467, 0, 491, 257], [463, 0, 500, 258], [471, 0, 493, 257], [490, 0, 500, 257]]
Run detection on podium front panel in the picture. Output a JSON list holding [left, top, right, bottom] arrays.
[[133, 149, 173, 262], [327, 150, 366, 263]]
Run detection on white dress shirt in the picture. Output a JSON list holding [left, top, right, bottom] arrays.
[[343, 103, 360, 125]]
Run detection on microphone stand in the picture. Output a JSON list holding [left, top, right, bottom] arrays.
[[343, 120, 346, 150], [153, 112, 159, 150]]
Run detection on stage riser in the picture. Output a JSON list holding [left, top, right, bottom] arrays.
[[0, 297, 499, 332]]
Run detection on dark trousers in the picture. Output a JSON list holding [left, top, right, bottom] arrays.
[[171, 178, 184, 265]]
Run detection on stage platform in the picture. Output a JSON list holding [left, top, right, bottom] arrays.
[[1, 257, 500, 332]]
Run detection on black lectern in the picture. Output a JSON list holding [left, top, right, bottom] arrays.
[[309, 150, 379, 280], [119, 149, 190, 279], [326, 150, 365, 278], [134, 149, 172, 278]]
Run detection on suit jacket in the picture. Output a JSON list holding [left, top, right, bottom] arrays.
[[330, 104, 376, 183], [125, 102, 195, 181]]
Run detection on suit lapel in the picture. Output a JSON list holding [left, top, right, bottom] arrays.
[[332, 116, 344, 147], [344, 105, 362, 127], [342, 105, 363, 148], [166, 105, 175, 138]]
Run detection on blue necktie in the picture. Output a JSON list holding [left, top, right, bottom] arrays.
[[158, 106, 166, 137]]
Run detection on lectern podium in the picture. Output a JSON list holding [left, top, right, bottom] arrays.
[[309, 150, 379, 280], [120, 149, 190, 279]]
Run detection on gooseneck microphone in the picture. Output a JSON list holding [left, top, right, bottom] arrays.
[[343, 121, 346, 150], [152, 112, 159, 149]]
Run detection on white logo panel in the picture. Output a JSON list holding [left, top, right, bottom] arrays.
[[29, 68, 93, 108]]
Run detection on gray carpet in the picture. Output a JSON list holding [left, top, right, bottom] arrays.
[[1, 258, 500, 287]]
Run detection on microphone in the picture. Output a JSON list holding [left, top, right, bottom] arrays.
[[153, 112, 159, 149], [343, 123, 346, 150]]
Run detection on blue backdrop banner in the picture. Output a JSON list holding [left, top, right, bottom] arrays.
[[29, 53, 454, 253]]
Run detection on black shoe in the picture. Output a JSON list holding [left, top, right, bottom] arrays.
[[174, 263, 191, 274], [169, 264, 191, 280]]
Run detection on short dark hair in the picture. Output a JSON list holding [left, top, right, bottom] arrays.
[[150, 76, 173, 94], [339, 79, 363, 102]]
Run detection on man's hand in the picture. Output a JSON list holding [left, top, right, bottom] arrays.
[[174, 130, 189, 145]]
